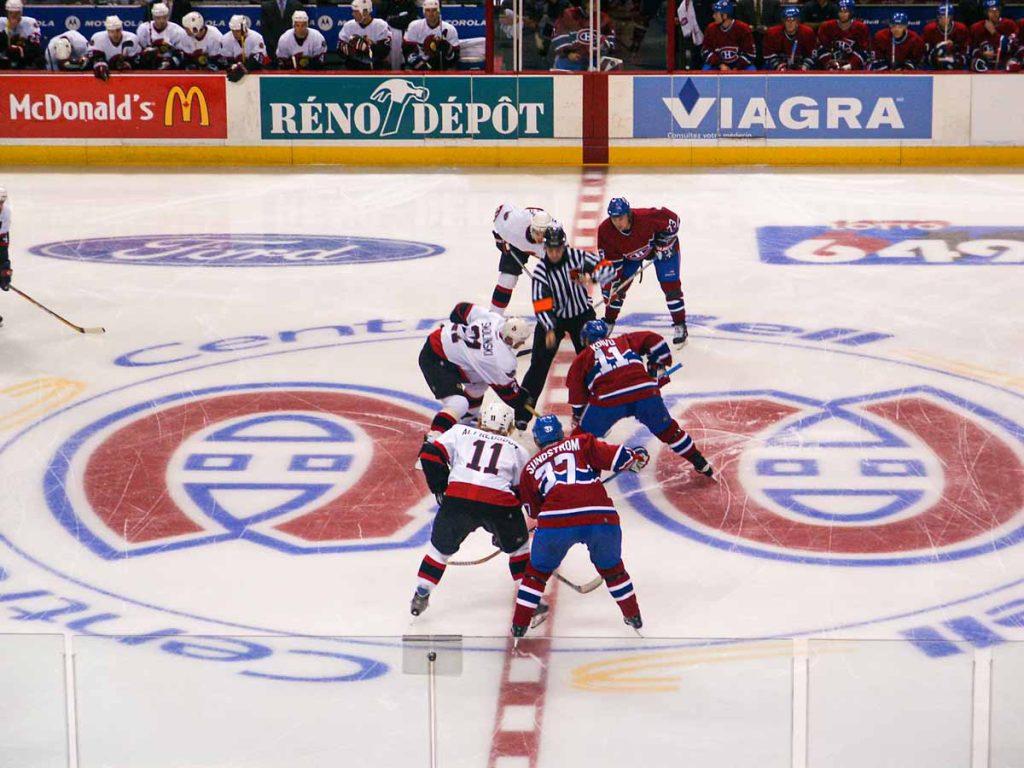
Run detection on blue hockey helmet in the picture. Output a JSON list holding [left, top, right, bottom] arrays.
[[712, 0, 734, 15], [837, 0, 855, 11], [982, 0, 1000, 9], [937, 3, 954, 15], [607, 197, 631, 218], [532, 415, 564, 447], [890, 10, 909, 24], [782, 5, 800, 19], [580, 319, 610, 346]]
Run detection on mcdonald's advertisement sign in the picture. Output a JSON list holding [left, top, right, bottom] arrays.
[[0, 74, 226, 139]]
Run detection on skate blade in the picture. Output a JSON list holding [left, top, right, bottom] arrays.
[[530, 612, 549, 630]]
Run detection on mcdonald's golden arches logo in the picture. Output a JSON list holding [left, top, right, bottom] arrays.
[[164, 85, 210, 127]]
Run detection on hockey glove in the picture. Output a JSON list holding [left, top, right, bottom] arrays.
[[93, 60, 110, 80], [0, 268, 11, 291], [227, 62, 247, 82], [646, 360, 668, 380], [592, 260, 618, 287], [628, 447, 650, 472]]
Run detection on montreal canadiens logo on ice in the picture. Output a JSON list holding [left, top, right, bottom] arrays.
[[29, 233, 444, 267], [625, 387, 1024, 566], [45, 383, 436, 558]]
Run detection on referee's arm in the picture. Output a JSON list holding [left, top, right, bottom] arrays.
[[531, 264, 556, 333]]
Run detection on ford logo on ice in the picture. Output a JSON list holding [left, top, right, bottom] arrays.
[[29, 234, 445, 267]]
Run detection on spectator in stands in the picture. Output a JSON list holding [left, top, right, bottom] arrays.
[[142, 0, 193, 27], [801, 0, 838, 30], [0, 0, 43, 70], [551, 0, 616, 70], [702, 0, 756, 69], [261, 0, 305, 61], [736, 0, 781, 67], [528, 0, 569, 59], [957, 0, 984, 28], [872, 10, 924, 69]]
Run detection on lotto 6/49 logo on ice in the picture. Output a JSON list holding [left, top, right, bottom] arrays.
[[46, 383, 436, 558]]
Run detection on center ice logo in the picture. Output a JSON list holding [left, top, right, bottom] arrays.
[[46, 383, 435, 558], [623, 387, 1024, 566]]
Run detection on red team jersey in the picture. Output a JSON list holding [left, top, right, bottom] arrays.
[[701, 19, 756, 69], [817, 18, 871, 69], [872, 28, 925, 69], [597, 207, 680, 267], [763, 23, 818, 70], [566, 332, 672, 412], [922, 20, 970, 68], [969, 18, 1020, 70], [519, 433, 631, 529]]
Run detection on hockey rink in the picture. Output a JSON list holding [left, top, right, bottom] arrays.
[[0, 167, 1022, 768]]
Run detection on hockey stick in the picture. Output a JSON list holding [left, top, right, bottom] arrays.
[[10, 285, 105, 335], [592, 258, 656, 313]]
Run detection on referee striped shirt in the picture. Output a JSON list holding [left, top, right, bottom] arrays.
[[531, 246, 600, 332]]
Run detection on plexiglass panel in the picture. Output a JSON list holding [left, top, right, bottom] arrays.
[[0, 634, 69, 768], [991, 641, 1024, 768]]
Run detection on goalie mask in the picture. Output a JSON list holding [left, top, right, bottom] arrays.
[[499, 316, 531, 349]]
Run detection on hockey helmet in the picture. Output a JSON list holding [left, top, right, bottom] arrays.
[[580, 319, 610, 346], [529, 210, 553, 240], [4, 0, 23, 12], [105, 15, 124, 31], [606, 197, 631, 218], [229, 14, 251, 32], [837, 0, 855, 10], [712, 0, 734, 16], [292, 9, 309, 25], [52, 36, 74, 61], [890, 10, 908, 24], [423, 0, 441, 10], [532, 415, 564, 447], [151, 3, 170, 18], [937, 3, 954, 15], [782, 5, 800, 19], [479, 401, 515, 435], [182, 11, 205, 33], [352, 0, 373, 14], [982, 0, 1000, 9], [543, 223, 567, 249], [499, 316, 531, 349]]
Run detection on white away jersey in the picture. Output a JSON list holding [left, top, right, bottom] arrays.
[[1, 15, 41, 44], [404, 18, 459, 50], [276, 28, 327, 62], [439, 306, 518, 388], [88, 30, 142, 63], [493, 204, 547, 260], [1, 203, 10, 239], [433, 424, 530, 506], [338, 17, 391, 46], [184, 25, 223, 58], [220, 29, 267, 62], [45, 30, 89, 70], [136, 19, 189, 51]]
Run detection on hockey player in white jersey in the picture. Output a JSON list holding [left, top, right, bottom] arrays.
[[45, 30, 89, 71], [181, 11, 223, 69], [0, 187, 11, 328], [403, 0, 460, 70], [0, 0, 43, 69], [411, 401, 535, 617], [89, 16, 142, 81], [136, 2, 189, 70], [220, 14, 268, 82], [419, 302, 533, 441], [490, 204, 551, 314], [337, 0, 392, 70], [275, 10, 327, 69]]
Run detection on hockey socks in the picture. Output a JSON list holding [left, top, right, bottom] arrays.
[[512, 563, 551, 630], [597, 561, 641, 623], [428, 410, 458, 435], [490, 273, 518, 313], [508, 539, 530, 582], [661, 280, 686, 325], [416, 544, 450, 592], [656, 422, 694, 457]]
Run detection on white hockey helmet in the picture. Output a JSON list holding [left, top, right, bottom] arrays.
[[182, 11, 205, 33], [529, 210, 553, 240], [499, 316, 531, 349], [151, 2, 170, 18], [479, 401, 514, 435], [352, 0, 373, 14], [104, 15, 123, 31], [52, 36, 74, 61], [292, 9, 309, 24], [5, 0, 23, 13], [423, 0, 441, 10], [228, 14, 251, 31]]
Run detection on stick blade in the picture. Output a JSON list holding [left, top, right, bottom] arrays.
[[81, 326, 106, 335]]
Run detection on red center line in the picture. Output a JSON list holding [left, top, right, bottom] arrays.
[[486, 168, 609, 768]]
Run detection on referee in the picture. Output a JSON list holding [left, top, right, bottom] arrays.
[[517, 223, 615, 429]]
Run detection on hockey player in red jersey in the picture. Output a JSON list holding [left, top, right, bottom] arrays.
[[511, 415, 649, 637], [566, 319, 715, 478], [763, 6, 817, 70], [598, 197, 689, 345], [923, 4, 969, 69], [969, 0, 1019, 71], [701, 0, 756, 70], [419, 302, 532, 439], [871, 11, 925, 70], [411, 401, 534, 617], [816, 0, 870, 70]]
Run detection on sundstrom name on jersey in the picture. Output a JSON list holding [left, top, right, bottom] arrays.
[[525, 437, 581, 474], [9, 93, 155, 122]]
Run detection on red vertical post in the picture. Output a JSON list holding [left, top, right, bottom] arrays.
[[667, 3, 677, 72], [485, 0, 495, 73], [582, 72, 609, 165]]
